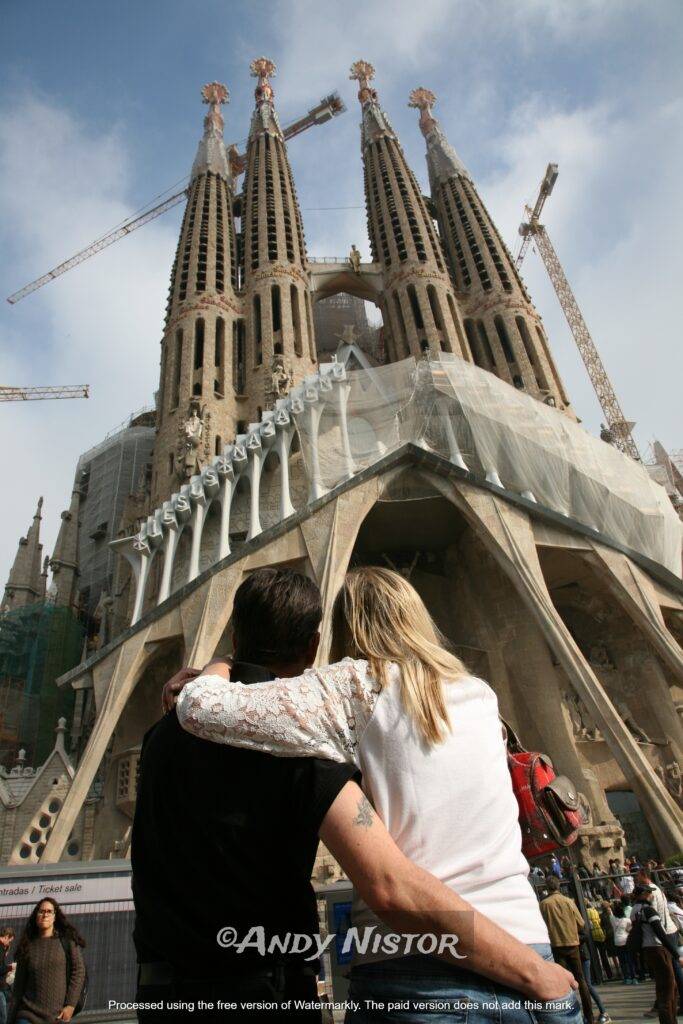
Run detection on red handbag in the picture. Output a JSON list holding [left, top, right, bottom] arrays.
[[502, 720, 583, 860]]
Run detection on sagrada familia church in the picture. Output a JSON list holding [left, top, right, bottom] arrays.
[[1, 58, 682, 872]]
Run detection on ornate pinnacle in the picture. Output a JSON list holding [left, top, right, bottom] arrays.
[[408, 87, 438, 137], [349, 60, 377, 105], [201, 81, 229, 135], [250, 56, 277, 105]]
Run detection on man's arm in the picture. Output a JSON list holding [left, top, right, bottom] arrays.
[[319, 782, 576, 1002]]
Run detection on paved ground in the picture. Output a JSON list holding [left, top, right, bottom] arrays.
[[593, 978, 662, 1021]]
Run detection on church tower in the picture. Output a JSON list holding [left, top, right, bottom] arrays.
[[152, 82, 242, 508], [241, 57, 318, 414], [1, 498, 45, 611], [350, 61, 469, 362], [408, 88, 572, 411]]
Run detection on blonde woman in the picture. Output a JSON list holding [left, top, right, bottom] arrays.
[[169, 567, 582, 1023]]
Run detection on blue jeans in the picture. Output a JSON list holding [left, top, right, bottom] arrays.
[[581, 957, 605, 1015], [0, 992, 7, 1024], [346, 943, 583, 1023]]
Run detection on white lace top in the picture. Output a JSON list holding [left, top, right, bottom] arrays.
[[176, 658, 549, 953]]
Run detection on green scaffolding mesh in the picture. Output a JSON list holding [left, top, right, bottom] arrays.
[[0, 603, 84, 765]]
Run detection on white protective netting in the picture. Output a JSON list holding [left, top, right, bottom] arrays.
[[295, 355, 681, 577]]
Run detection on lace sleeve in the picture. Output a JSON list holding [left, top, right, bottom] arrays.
[[175, 658, 381, 766]]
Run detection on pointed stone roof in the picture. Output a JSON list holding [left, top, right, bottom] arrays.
[[248, 57, 284, 141], [2, 497, 44, 610], [349, 60, 397, 147], [408, 87, 471, 185], [50, 487, 80, 608], [190, 81, 232, 184]]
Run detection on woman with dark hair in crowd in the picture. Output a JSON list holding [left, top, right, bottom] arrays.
[[9, 898, 85, 1024]]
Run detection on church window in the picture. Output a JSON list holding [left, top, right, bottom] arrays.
[[291, 286, 302, 356], [194, 319, 205, 369], [407, 285, 424, 331], [464, 319, 485, 368], [442, 191, 471, 288], [271, 284, 282, 333], [168, 452, 174, 476], [215, 435, 222, 456], [477, 321, 496, 366], [192, 383, 202, 396], [254, 295, 263, 366], [171, 329, 183, 409], [494, 316, 515, 363], [427, 285, 444, 331], [305, 293, 316, 361], [215, 318, 224, 368], [516, 316, 545, 389], [233, 320, 246, 393], [446, 294, 463, 355], [393, 293, 409, 356]]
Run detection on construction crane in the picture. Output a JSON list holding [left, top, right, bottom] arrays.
[[7, 92, 345, 306], [516, 163, 640, 461], [0, 384, 89, 402]]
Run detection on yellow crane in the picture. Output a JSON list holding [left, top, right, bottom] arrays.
[[516, 163, 640, 461], [0, 384, 89, 402], [6, 93, 345, 306]]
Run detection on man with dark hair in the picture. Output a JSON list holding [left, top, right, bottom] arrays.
[[133, 568, 576, 1021], [540, 876, 594, 1023]]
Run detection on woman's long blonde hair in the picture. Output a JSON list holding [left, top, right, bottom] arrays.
[[331, 566, 467, 745]]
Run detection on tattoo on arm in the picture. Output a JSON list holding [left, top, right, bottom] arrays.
[[353, 794, 374, 828]]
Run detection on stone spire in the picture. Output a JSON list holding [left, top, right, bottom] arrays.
[[50, 487, 80, 610], [190, 81, 232, 182], [241, 57, 317, 416], [2, 497, 45, 611], [409, 87, 573, 412], [152, 82, 242, 508], [349, 62, 469, 361]]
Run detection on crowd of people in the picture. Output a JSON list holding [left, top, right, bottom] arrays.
[[0, 899, 85, 1024], [534, 858, 683, 1024]]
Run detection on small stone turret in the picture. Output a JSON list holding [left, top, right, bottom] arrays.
[[409, 87, 572, 411], [50, 488, 81, 610], [2, 497, 45, 611], [350, 61, 470, 362]]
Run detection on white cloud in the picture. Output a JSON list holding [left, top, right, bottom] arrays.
[[0, 92, 178, 589], [480, 93, 683, 453]]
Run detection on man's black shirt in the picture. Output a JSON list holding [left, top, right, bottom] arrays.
[[131, 662, 358, 976]]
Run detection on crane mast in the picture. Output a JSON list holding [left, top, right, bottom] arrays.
[[517, 163, 640, 461]]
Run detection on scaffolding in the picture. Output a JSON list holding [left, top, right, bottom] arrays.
[[0, 602, 84, 766]]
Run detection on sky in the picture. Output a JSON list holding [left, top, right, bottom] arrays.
[[1, 0, 682, 588]]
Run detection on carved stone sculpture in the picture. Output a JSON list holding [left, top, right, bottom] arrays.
[[615, 700, 652, 745], [175, 400, 210, 480], [267, 354, 294, 406], [563, 691, 602, 741], [349, 244, 361, 274]]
